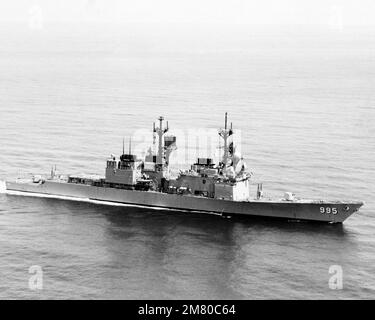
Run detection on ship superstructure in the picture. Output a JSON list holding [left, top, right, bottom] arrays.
[[101, 113, 252, 201], [4, 114, 364, 223]]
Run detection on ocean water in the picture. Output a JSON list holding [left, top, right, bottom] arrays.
[[0, 23, 374, 299]]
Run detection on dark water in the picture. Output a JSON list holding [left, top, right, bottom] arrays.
[[0, 23, 374, 299]]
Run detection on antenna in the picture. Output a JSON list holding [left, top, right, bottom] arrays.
[[122, 137, 125, 155], [159, 116, 164, 129], [129, 136, 132, 154], [225, 112, 228, 130]]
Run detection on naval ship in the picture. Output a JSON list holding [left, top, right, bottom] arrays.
[[5, 114, 363, 223]]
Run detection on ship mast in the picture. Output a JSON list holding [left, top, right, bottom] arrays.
[[153, 116, 169, 165], [218, 112, 233, 166]]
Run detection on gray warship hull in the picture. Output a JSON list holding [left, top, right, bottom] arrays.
[[5, 180, 363, 223]]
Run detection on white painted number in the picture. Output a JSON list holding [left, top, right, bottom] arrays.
[[320, 207, 338, 215]]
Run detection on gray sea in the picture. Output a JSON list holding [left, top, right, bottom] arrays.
[[0, 22, 374, 299]]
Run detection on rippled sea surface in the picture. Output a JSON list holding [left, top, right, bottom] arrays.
[[0, 23, 374, 299]]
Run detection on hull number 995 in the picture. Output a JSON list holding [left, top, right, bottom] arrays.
[[320, 207, 338, 214]]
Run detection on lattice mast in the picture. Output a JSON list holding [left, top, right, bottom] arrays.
[[218, 112, 233, 166]]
